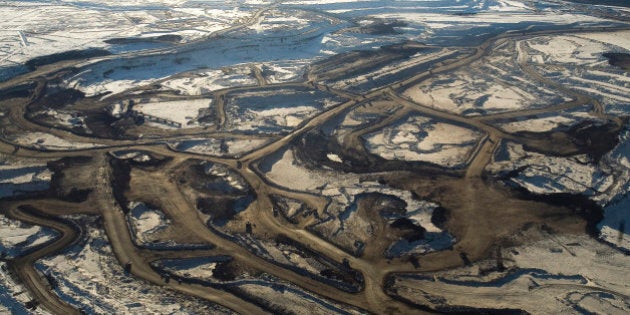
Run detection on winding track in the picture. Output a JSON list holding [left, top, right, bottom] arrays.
[[5, 205, 80, 314], [1, 10, 628, 314]]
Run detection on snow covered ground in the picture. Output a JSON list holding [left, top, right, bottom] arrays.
[[488, 142, 611, 196], [498, 111, 589, 133], [390, 231, 629, 314], [525, 31, 630, 115], [224, 89, 342, 134], [0, 1, 255, 79], [0, 214, 59, 259], [158, 68, 257, 95], [1, 0, 629, 312], [154, 256, 366, 314], [0, 213, 56, 313], [33, 109, 88, 131], [36, 215, 233, 314], [0, 164, 52, 198], [47, 0, 617, 99], [56, 6, 343, 97], [126, 202, 170, 245], [0, 261, 51, 314], [262, 60, 310, 84], [11, 132, 103, 151], [133, 98, 211, 128], [170, 137, 271, 157], [313, 178, 454, 256], [489, 123, 630, 251], [403, 39, 569, 116], [264, 148, 453, 254], [281, 0, 614, 46], [365, 115, 483, 168], [0, 164, 52, 186], [405, 72, 563, 115]]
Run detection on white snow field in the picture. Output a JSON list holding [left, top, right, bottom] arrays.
[[36, 216, 234, 314], [133, 98, 211, 128], [365, 115, 483, 168], [1, 0, 629, 313]]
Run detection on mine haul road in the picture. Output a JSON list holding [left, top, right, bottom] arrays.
[[1, 20, 628, 315]]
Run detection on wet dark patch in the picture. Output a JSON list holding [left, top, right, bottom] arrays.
[[374, 194, 408, 218], [210, 259, 240, 281], [47, 156, 93, 202], [109, 158, 132, 214], [347, 20, 408, 35], [26, 86, 86, 113], [84, 112, 136, 140], [515, 119, 626, 161], [196, 195, 255, 226], [59, 188, 92, 203], [104, 35, 182, 45], [177, 161, 255, 226], [0, 82, 35, 101], [431, 207, 449, 230], [500, 169, 604, 237], [390, 218, 426, 242], [602, 52, 630, 71], [567, 119, 626, 162]]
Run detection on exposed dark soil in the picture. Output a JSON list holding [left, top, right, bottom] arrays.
[[515, 118, 626, 161], [274, 234, 365, 293], [347, 20, 408, 35], [196, 195, 255, 226], [431, 207, 449, 230], [47, 156, 93, 202], [109, 158, 132, 213], [566, 118, 627, 162], [84, 113, 135, 140], [174, 160, 255, 226], [390, 218, 426, 242], [292, 129, 453, 175], [383, 278, 530, 314], [32, 88, 85, 110], [270, 195, 317, 225], [0, 82, 35, 101], [507, 186, 604, 237], [602, 52, 630, 71]]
